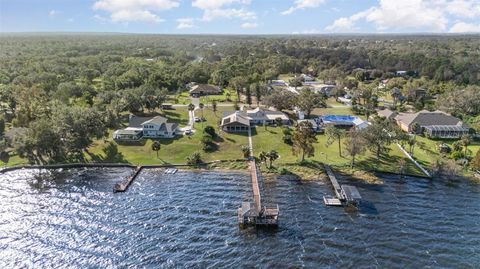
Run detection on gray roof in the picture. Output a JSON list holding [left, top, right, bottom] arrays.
[[164, 123, 178, 132], [128, 115, 177, 132], [221, 111, 250, 126], [395, 110, 462, 127], [189, 84, 222, 94], [142, 116, 168, 126], [377, 109, 397, 119], [115, 129, 142, 135], [129, 116, 154, 128]]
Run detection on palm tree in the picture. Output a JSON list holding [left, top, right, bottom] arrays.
[[259, 151, 268, 165], [151, 141, 161, 158], [212, 100, 218, 116], [461, 134, 472, 157], [241, 145, 251, 159], [199, 103, 205, 127], [408, 135, 416, 155], [267, 150, 279, 168], [188, 103, 195, 126]]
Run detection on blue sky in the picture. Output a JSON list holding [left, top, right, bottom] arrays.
[[1, 0, 479, 34]]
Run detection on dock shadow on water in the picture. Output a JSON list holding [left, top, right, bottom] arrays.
[[0, 169, 479, 268]]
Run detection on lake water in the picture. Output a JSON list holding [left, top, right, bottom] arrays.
[[0, 168, 479, 268]]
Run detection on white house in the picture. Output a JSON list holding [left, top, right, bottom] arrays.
[[114, 115, 178, 141], [141, 116, 178, 139]]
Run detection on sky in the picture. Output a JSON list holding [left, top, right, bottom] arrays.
[[1, 0, 480, 34]]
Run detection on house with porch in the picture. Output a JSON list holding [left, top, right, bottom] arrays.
[[220, 108, 291, 132], [113, 115, 179, 141], [393, 110, 469, 138]]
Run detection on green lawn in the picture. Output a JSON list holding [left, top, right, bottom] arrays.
[[86, 105, 248, 165], [408, 136, 480, 168], [311, 106, 355, 118], [168, 88, 237, 105], [253, 126, 425, 177]]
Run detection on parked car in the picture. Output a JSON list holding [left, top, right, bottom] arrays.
[[184, 129, 193, 135]]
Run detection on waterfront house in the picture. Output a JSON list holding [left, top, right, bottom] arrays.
[[220, 111, 251, 133], [113, 115, 178, 141], [188, 83, 222, 97], [394, 110, 469, 138], [321, 115, 369, 130], [220, 108, 291, 132]]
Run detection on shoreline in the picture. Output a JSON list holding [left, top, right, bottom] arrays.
[[0, 159, 435, 184]]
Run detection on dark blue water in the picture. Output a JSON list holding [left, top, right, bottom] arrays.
[[0, 168, 479, 268]]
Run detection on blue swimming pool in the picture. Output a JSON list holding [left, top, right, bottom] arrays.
[[322, 115, 356, 123]]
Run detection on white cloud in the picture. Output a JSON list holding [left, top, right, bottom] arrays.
[[202, 8, 256, 21], [325, 17, 356, 32], [325, 0, 463, 32], [449, 21, 480, 33], [192, 0, 256, 22], [241, 22, 258, 29], [325, 0, 480, 33], [177, 18, 196, 29], [49, 10, 58, 18], [93, 0, 179, 23], [446, 0, 480, 18], [192, 0, 251, 10], [282, 0, 325, 15]]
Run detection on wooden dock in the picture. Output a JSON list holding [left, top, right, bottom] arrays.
[[323, 165, 362, 207], [238, 160, 279, 227], [113, 166, 143, 193]]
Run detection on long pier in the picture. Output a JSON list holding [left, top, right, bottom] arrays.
[[323, 165, 362, 207], [238, 160, 279, 227]]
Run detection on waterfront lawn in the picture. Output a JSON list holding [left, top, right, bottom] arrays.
[[252, 126, 425, 177], [408, 136, 480, 168], [86, 105, 248, 165]]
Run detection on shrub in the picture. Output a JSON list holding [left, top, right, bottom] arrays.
[[204, 126, 216, 137], [201, 134, 215, 152], [450, 151, 464, 160], [186, 152, 202, 165]]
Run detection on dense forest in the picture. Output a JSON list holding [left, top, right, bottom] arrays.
[[0, 34, 479, 164]]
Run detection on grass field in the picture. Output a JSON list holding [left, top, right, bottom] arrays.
[[85, 105, 248, 165], [252, 126, 425, 177], [168, 88, 236, 105], [408, 136, 480, 168]]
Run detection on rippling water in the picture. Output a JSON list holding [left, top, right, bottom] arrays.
[[0, 168, 479, 268]]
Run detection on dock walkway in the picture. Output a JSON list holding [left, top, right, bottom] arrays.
[[323, 165, 362, 207], [238, 160, 279, 227], [113, 166, 143, 192]]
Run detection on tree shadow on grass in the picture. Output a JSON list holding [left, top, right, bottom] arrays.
[[85, 142, 129, 164]]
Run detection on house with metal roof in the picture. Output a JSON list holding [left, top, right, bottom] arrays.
[[220, 108, 291, 132], [394, 110, 469, 138], [220, 111, 251, 133]]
